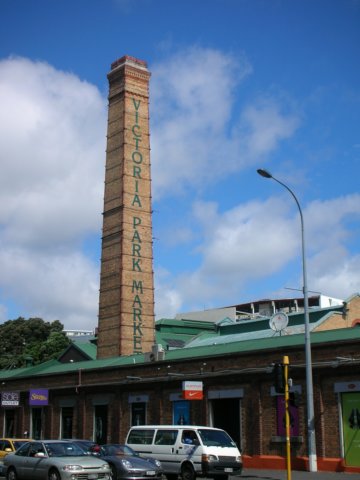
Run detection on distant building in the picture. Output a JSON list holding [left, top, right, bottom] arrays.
[[64, 329, 94, 337], [176, 294, 344, 323]]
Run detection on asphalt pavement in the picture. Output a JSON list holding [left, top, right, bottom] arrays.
[[1, 469, 359, 480], [237, 469, 360, 480]]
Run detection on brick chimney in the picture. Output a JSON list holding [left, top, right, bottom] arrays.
[[97, 56, 155, 358]]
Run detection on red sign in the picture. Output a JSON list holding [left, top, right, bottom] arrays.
[[182, 381, 203, 401], [183, 390, 203, 400]]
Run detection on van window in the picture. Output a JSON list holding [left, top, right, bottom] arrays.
[[198, 429, 236, 447], [155, 429, 178, 445], [181, 430, 199, 445], [127, 429, 155, 445]]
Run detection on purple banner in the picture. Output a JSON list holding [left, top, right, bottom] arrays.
[[277, 396, 299, 436], [29, 389, 49, 406]]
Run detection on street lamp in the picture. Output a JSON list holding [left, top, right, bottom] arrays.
[[257, 168, 317, 472]]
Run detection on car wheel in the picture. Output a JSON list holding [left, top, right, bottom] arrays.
[[181, 463, 196, 480], [48, 468, 61, 480], [110, 464, 118, 480], [6, 468, 18, 480]]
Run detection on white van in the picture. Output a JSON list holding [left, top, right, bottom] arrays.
[[126, 425, 242, 480]]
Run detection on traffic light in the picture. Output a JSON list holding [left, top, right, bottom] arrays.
[[289, 391, 301, 407], [273, 363, 285, 394]]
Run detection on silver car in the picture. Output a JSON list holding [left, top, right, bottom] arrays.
[[4, 440, 111, 480]]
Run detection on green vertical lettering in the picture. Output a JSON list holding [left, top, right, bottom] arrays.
[[133, 295, 143, 308], [132, 124, 141, 137], [133, 323, 143, 336], [132, 98, 141, 110], [132, 151, 143, 164], [133, 336, 142, 352], [133, 217, 141, 227], [132, 230, 142, 243], [132, 258, 141, 271], [132, 280, 143, 294], [132, 194, 142, 207], [133, 166, 142, 178]]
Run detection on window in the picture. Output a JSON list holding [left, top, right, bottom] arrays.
[[154, 429, 178, 445], [5, 410, 15, 437], [31, 408, 42, 440], [181, 430, 199, 445], [131, 402, 146, 426], [94, 405, 108, 445], [127, 429, 155, 445], [61, 407, 73, 439]]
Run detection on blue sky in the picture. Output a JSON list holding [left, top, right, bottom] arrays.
[[0, 0, 359, 330]]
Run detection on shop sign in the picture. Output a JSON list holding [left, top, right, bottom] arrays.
[[182, 381, 203, 400], [29, 389, 49, 406], [1, 391, 20, 407]]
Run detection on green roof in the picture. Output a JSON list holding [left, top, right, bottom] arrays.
[[70, 340, 97, 359], [155, 318, 215, 349], [0, 300, 357, 381], [1, 326, 359, 380]]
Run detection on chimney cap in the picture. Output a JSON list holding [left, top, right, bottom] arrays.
[[111, 55, 148, 71]]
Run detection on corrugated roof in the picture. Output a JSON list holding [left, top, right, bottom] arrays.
[[184, 309, 343, 348], [71, 341, 97, 359], [1, 327, 359, 380], [155, 317, 215, 350]]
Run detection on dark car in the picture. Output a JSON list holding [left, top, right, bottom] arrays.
[[98, 444, 162, 480]]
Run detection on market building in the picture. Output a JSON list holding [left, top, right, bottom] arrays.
[[0, 56, 359, 473]]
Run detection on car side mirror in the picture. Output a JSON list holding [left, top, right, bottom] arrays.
[[35, 452, 46, 458]]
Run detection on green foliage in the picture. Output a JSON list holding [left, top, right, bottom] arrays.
[[0, 317, 71, 369]]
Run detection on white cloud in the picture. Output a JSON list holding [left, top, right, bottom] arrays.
[[0, 56, 106, 328], [310, 251, 360, 300], [154, 267, 182, 319], [304, 194, 360, 298], [150, 46, 300, 199], [172, 197, 299, 308], [157, 193, 360, 317], [0, 248, 99, 326], [305, 194, 360, 250], [237, 99, 300, 156]]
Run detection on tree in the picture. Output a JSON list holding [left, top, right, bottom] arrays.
[[0, 317, 71, 369]]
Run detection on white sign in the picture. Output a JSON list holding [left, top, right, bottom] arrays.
[[182, 381, 203, 391], [1, 391, 20, 407]]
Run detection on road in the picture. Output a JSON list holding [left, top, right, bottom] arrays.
[[238, 469, 360, 480], [1, 469, 360, 480]]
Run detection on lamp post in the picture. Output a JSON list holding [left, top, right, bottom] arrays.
[[257, 168, 317, 472]]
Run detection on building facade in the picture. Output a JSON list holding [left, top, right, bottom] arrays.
[[1, 56, 359, 474], [1, 296, 360, 472]]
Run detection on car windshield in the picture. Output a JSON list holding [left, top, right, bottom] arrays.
[[44, 442, 86, 457], [197, 429, 236, 447], [13, 441, 28, 450], [101, 444, 138, 457]]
